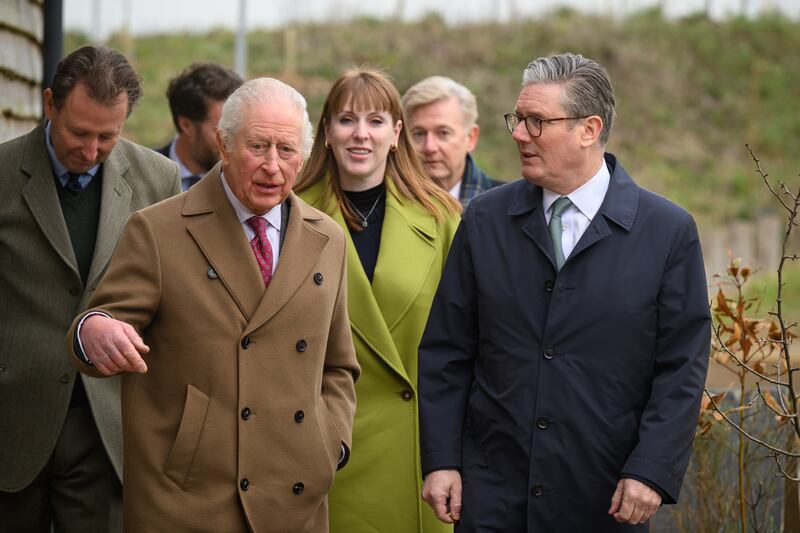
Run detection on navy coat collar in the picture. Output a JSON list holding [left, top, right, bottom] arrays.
[[507, 153, 639, 233]]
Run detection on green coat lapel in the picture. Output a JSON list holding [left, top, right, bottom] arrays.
[[86, 145, 132, 290], [298, 181, 409, 382], [370, 182, 438, 331], [19, 123, 79, 279]]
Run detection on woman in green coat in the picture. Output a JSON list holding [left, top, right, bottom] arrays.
[[295, 68, 461, 532]]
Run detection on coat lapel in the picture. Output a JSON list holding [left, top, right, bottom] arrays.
[[245, 193, 328, 335], [184, 165, 265, 321], [86, 145, 132, 290], [509, 182, 557, 270], [20, 123, 80, 279], [370, 184, 437, 331], [300, 181, 408, 381], [569, 154, 638, 262]]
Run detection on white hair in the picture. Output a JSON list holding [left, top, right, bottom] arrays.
[[217, 77, 314, 158]]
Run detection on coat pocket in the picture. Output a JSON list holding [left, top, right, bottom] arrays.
[[164, 384, 209, 489]]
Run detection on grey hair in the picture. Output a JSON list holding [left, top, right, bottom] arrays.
[[402, 75, 479, 130], [217, 77, 314, 158], [522, 53, 615, 146]]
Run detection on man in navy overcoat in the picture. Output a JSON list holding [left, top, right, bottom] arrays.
[[418, 53, 710, 532]]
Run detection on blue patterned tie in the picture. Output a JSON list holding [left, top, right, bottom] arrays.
[[548, 196, 572, 271], [65, 172, 83, 192]]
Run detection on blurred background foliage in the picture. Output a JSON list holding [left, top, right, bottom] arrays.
[[66, 7, 800, 224]]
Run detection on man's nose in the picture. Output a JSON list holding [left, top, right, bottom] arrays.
[[261, 146, 280, 174], [81, 138, 99, 162], [422, 133, 437, 153], [511, 121, 530, 143]]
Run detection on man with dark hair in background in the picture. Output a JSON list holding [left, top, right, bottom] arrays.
[[0, 45, 180, 532], [155, 62, 243, 191]]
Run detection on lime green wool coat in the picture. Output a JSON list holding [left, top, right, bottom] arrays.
[[299, 179, 459, 533]]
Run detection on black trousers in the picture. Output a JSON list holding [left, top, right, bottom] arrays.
[[0, 405, 121, 533]]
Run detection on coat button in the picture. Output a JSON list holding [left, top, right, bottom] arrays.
[[531, 485, 544, 497], [240, 478, 249, 491], [401, 390, 413, 401], [68, 287, 80, 297], [241, 407, 251, 420], [296, 340, 307, 352], [544, 280, 554, 292], [536, 417, 549, 429], [293, 482, 305, 494], [241, 336, 250, 349], [314, 272, 323, 285], [207, 267, 219, 279], [0, 364, 5, 372], [294, 410, 304, 423], [543, 346, 555, 360], [60, 374, 70, 384]]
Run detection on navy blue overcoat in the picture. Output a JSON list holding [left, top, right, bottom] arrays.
[[418, 154, 711, 532]]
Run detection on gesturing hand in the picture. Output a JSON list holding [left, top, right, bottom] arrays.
[[80, 314, 149, 375]]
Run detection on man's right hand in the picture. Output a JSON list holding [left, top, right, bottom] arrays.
[[80, 314, 149, 375], [422, 469, 462, 524]]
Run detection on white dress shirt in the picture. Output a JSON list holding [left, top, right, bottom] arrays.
[[220, 171, 282, 271], [543, 160, 611, 261]]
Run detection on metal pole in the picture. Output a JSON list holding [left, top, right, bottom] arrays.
[[235, 0, 247, 78], [43, 0, 64, 92]]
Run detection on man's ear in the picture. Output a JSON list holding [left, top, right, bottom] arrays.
[[580, 116, 604, 148], [177, 115, 193, 136], [466, 124, 480, 153], [216, 131, 229, 165], [43, 88, 55, 121]]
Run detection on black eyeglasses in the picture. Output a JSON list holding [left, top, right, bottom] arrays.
[[504, 112, 589, 138]]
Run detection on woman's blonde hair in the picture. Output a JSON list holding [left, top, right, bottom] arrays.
[[295, 67, 461, 230]]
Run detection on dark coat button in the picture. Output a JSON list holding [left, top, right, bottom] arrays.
[[296, 340, 307, 352], [294, 410, 304, 423], [207, 267, 219, 279], [314, 272, 323, 285], [293, 482, 305, 494], [401, 390, 413, 401], [68, 287, 80, 297], [0, 364, 5, 372], [240, 478, 250, 491], [536, 417, 549, 429], [241, 407, 251, 420], [543, 346, 555, 360], [60, 374, 70, 384], [241, 336, 250, 349], [531, 485, 544, 497], [544, 280, 554, 292]]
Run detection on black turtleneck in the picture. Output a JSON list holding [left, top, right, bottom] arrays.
[[343, 182, 386, 282]]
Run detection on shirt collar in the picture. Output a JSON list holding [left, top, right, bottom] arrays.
[[44, 121, 101, 178], [167, 137, 195, 179], [220, 170, 282, 231], [542, 160, 610, 220]]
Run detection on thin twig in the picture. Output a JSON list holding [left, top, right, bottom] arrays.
[[704, 389, 800, 457]]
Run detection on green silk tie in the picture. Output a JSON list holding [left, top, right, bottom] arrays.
[[548, 196, 573, 271]]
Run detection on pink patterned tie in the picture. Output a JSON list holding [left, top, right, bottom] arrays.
[[246, 216, 273, 287]]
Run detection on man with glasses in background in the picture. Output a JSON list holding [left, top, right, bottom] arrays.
[[418, 53, 710, 532]]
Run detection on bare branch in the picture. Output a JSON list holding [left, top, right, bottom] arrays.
[[747, 144, 791, 211], [771, 454, 800, 482], [754, 382, 796, 418], [704, 389, 800, 457]]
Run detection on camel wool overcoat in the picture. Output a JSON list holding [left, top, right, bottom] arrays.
[[67, 167, 360, 532]]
